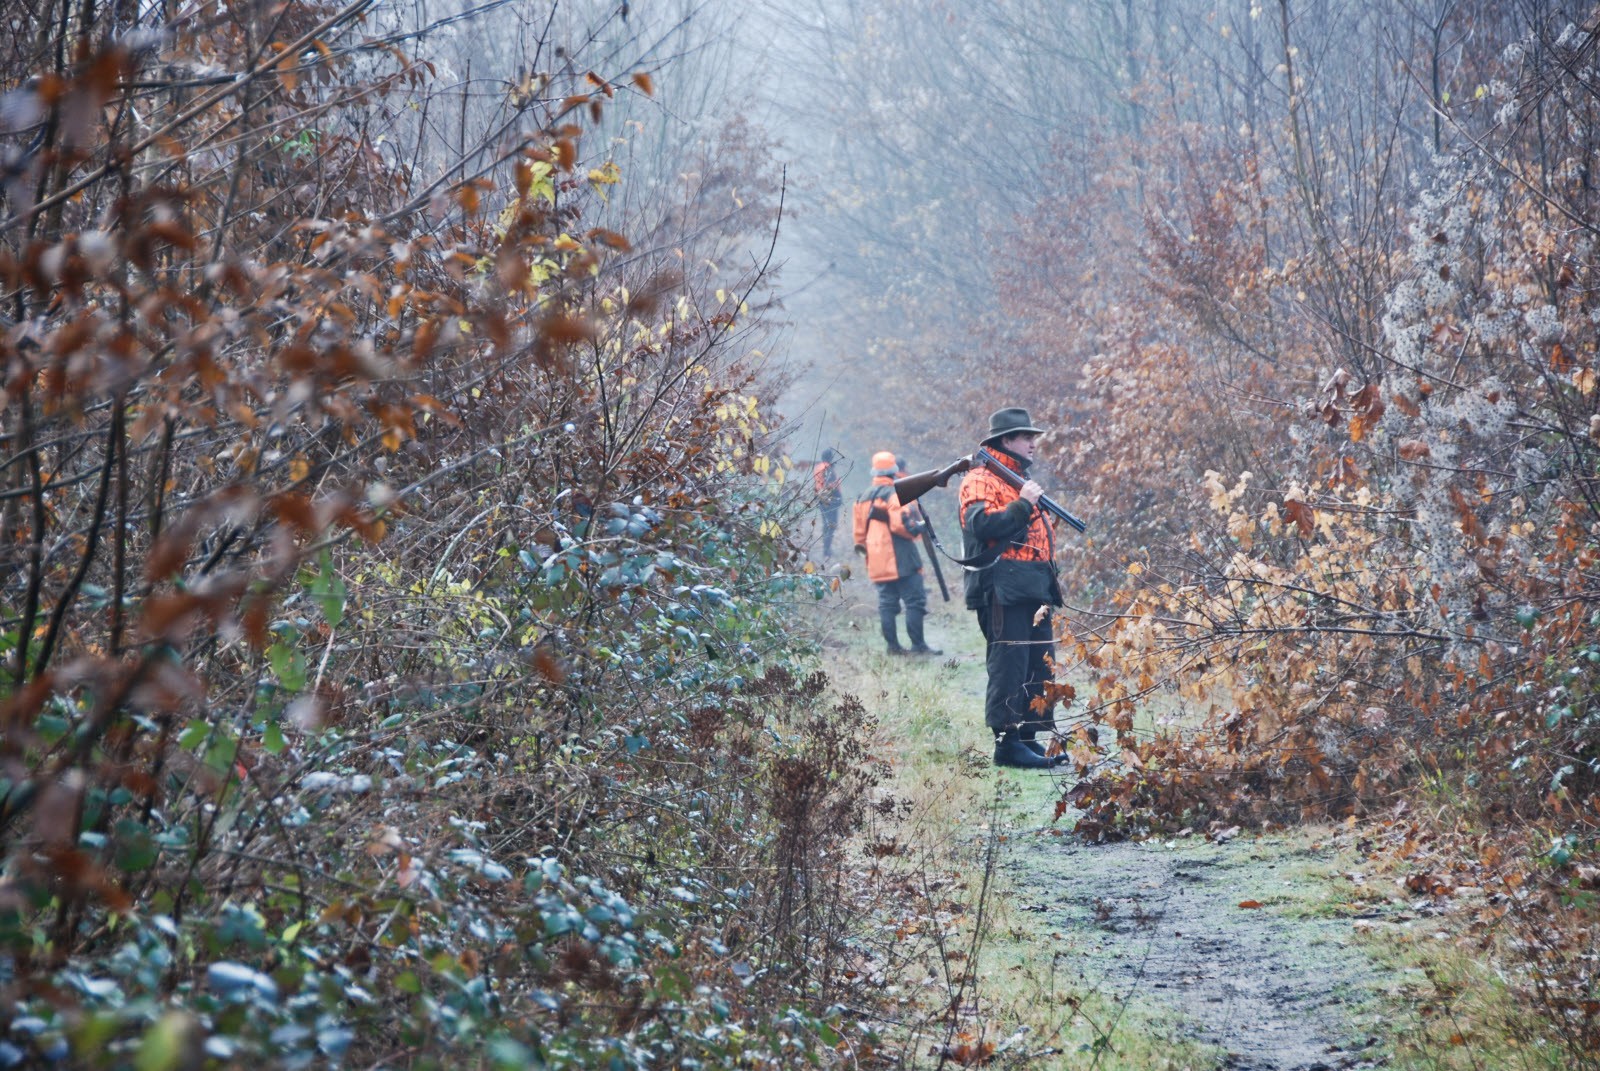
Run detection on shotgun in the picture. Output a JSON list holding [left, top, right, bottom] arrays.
[[910, 506, 951, 601], [891, 456, 971, 506], [894, 449, 1087, 534]]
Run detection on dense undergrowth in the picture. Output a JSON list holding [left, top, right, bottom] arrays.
[[961, 6, 1600, 1062], [0, 2, 890, 1068], [809, 1, 1600, 1062]]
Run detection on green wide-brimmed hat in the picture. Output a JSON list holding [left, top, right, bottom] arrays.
[[981, 407, 1044, 444]]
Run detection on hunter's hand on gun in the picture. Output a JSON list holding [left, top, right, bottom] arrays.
[[895, 451, 1086, 534]]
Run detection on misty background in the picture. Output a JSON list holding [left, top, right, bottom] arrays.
[[372, 0, 1555, 507]]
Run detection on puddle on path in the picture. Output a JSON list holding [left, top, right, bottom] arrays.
[[1007, 834, 1386, 1071]]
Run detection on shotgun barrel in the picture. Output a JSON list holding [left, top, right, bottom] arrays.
[[915, 510, 951, 601], [973, 448, 1087, 533]]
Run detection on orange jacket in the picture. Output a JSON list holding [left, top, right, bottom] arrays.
[[813, 461, 842, 505], [852, 477, 924, 583], [958, 449, 1061, 608]]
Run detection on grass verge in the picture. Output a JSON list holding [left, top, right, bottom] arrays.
[[809, 576, 1571, 1071], [812, 583, 1219, 1069]]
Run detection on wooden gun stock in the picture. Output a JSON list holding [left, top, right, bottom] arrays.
[[892, 456, 972, 507]]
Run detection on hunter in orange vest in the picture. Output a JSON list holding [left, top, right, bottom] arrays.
[[812, 448, 843, 558], [853, 451, 941, 656], [958, 408, 1066, 769]]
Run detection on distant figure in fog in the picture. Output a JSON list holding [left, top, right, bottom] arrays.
[[812, 448, 843, 558], [854, 451, 941, 657]]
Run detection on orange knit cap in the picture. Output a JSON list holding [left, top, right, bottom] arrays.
[[870, 451, 897, 475]]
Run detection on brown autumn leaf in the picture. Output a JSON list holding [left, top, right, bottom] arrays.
[[0, 674, 56, 733], [141, 592, 206, 642], [631, 71, 655, 96], [532, 313, 596, 371], [1350, 381, 1384, 416], [626, 271, 679, 316], [33, 776, 84, 848], [588, 228, 631, 251], [1449, 486, 1484, 540], [1282, 499, 1314, 538], [145, 512, 205, 580], [128, 660, 204, 713], [1237, 899, 1263, 909], [270, 492, 317, 533], [1397, 439, 1430, 461], [531, 645, 566, 684]]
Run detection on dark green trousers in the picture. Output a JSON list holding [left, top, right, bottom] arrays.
[[977, 599, 1054, 737]]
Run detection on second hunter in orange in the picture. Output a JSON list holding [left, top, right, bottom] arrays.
[[854, 451, 941, 656]]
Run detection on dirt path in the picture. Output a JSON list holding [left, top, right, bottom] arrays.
[[1007, 830, 1386, 1070], [813, 561, 1392, 1069]]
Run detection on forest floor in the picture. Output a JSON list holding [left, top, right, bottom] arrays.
[[808, 559, 1441, 1071]]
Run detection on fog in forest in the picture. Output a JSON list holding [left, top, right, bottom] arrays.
[[374, 0, 1558, 482], [9, 1, 1600, 1067]]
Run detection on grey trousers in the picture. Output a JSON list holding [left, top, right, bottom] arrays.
[[876, 573, 928, 649]]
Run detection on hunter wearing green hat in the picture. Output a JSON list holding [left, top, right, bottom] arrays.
[[958, 407, 1067, 770]]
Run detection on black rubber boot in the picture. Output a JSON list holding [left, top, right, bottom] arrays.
[[993, 733, 1054, 770], [906, 619, 941, 656], [881, 616, 903, 654]]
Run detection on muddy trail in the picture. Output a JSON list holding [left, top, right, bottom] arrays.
[[1004, 830, 1386, 1070], [812, 553, 1395, 1070]]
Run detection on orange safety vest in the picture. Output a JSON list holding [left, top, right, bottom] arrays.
[[852, 478, 922, 583], [957, 452, 1053, 564], [813, 461, 841, 503]]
